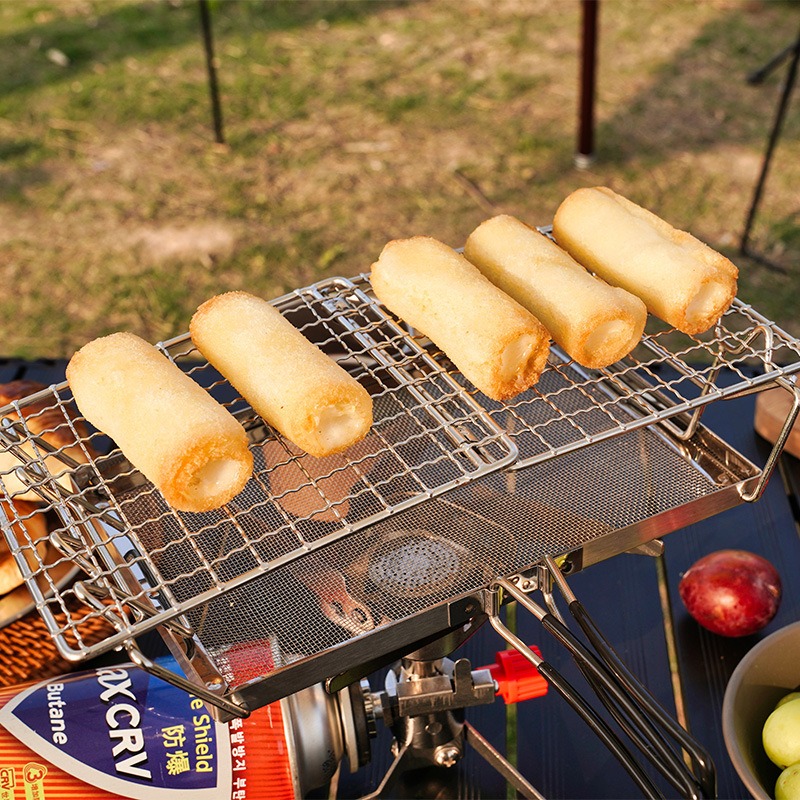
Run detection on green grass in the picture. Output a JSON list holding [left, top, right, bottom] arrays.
[[0, 0, 798, 357]]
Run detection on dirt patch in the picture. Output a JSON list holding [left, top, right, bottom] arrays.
[[128, 221, 237, 267]]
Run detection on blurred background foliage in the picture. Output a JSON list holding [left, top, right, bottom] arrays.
[[0, 0, 798, 357]]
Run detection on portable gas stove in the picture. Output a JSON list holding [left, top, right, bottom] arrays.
[[2, 249, 800, 798]]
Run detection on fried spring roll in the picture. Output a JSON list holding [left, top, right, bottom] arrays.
[[66, 332, 252, 513], [464, 215, 647, 369], [370, 236, 550, 400], [190, 292, 373, 458], [553, 186, 738, 335]]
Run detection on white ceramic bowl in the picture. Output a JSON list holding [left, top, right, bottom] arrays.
[[722, 620, 800, 799]]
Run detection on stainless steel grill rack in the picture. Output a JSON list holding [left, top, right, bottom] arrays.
[[0, 278, 516, 657], [1, 271, 800, 719]]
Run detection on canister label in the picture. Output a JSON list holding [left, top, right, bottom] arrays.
[[0, 661, 230, 799]]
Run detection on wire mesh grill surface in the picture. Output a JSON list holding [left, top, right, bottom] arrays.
[[464, 297, 800, 468], [202, 295, 795, 689], [0, 277, 516, 659], [0, 274, 798, 672]]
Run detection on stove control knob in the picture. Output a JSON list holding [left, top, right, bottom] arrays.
[[482, 648, 548, 705]]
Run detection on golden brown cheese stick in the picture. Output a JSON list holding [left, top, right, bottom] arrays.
[[66, 332, 252, 513], [553, 186, 738, 335], [465, 215, 647, 369], [190, 291, 373, 459], [370, 236, 550, 401]]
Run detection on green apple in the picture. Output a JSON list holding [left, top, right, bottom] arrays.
[[776, 763, 800, 800], [764, 699, 800, 768], [777, 693, 800, 710]]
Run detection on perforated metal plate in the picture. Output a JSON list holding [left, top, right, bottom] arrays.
[[195, 403, 758, 702]]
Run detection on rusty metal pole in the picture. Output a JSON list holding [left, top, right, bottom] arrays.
[[576, 0, 599, 168]]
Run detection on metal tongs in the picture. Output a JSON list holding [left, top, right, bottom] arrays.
[[488, 555, 716, 800]]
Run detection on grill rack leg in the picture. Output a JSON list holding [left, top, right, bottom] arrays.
[[357, 719, 543, 800]]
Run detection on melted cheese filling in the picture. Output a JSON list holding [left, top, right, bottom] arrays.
[[685, 280, 729, 328], [500, 334, 537, 381], [316, 405, 362, 452], [191, 458, 244, 499], [584, 319, 629, 357]]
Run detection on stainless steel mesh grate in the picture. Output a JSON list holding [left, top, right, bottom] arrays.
[[462, 297, 800, 469]]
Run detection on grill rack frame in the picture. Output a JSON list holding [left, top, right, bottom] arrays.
[[1, 267, 800, 717]]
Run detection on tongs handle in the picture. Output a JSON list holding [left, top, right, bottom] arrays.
[[488, 607, 664, 799], [493, 560, 717, 799], [540, 611, 700, 794], [541, 554, 716, 797], [498, 579, 703, 800], [568, 599, 716, 797], [536, 660, 665, 799], [540, 608, 707, 800]]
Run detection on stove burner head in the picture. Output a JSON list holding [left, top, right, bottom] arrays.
[[367, 530, 467, 599]]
